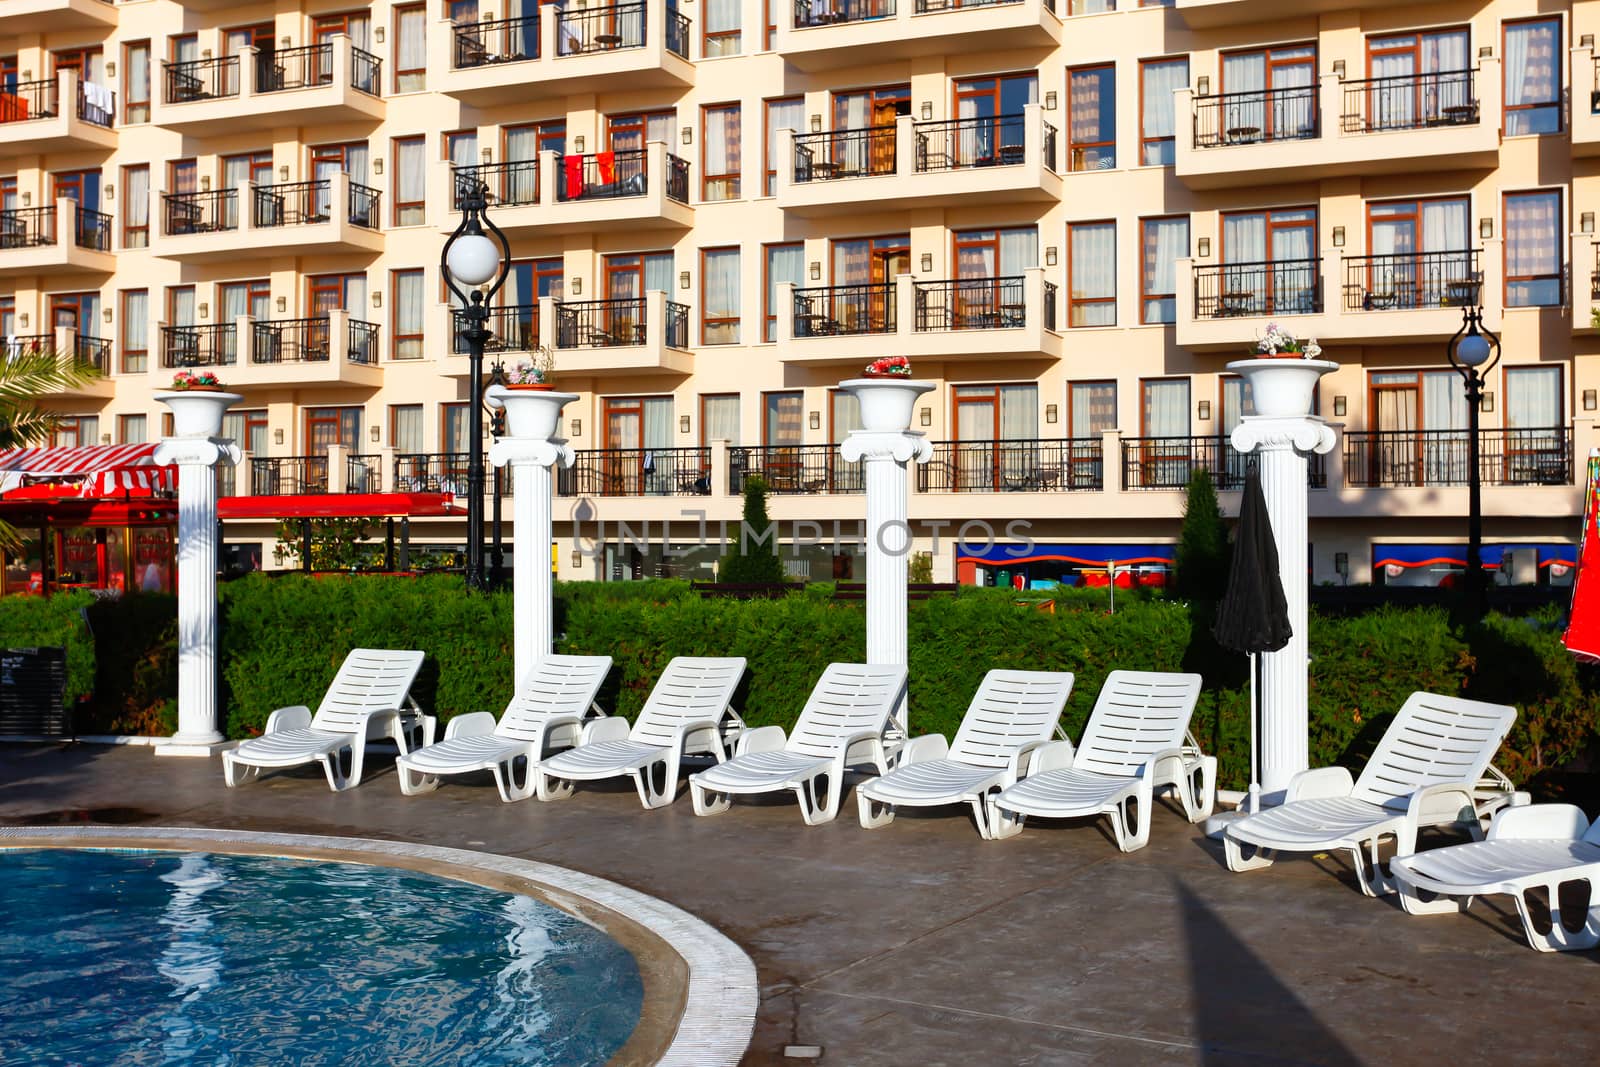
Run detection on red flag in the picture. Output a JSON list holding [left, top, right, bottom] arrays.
[[563, 154, 583, 199], [597, 151, 616, 185]]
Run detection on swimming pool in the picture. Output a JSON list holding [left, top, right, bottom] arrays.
[[0, 848, 644, 1065]]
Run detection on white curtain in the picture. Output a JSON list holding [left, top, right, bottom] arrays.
[[1423, 371, 1467, 430], [766, 98, 802, 195], [503, 128, 536, 204], [642, 397, 673, 452], [1370, 43, 1415, 127], [1504, 22, 1533, 108], [999, 228, 1037, 276], [1506, 367, 1560, 428], [1000, 385, 1038, 440], [127, 43, 149, 114], [397, 7, 426, 91], [170, 287, 195, 326], [1070, 222, 1115, 326], [455, 131, 483, 165], [1141, 58, 1187, 165], [220, 284, 249, 323], [397, 138, 425, 223], [1142, 216, 1187, 323], [647, 113, 675, 144], [644, 252, 674, 294], [837, 93, 868, 130], [1421, 198, 1468, 251], [702, 395, 740, 442], [1144, 379, 1189, 436], [174, 37, 199, 65], [391, 406, 423, 452], [1223, 213, 1265, 262], [830, 391, 860, 439], [125, 166, 149, 240], [1071, 382, 1115, 437], [1222, 52, 1265, 134], [704, 247, 739, 344], [122, 289, 147, 356], [121, 414, 147, 444], [705, 0, 740, 56], [1424, 31, 1469, 73], [396, 271, 424, 359], [766, 243, 803, 342], [703, 105, 738, 200]]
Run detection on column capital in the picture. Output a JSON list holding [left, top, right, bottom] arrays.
[[489, 437, 575, 469], [154, 437, 241, 469], [1230, 416, 1337, 457], [841, 431, 934, 465]]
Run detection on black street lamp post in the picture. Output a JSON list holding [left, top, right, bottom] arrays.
[[440, 179, 510, 591], [1446, 305, 1501, 619]]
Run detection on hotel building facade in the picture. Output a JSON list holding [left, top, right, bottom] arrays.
[[3, 0, 1596, 589]]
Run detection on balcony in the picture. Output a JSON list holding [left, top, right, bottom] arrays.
[[1122, 436, 1326, 491], [918, 439, 1103, 493], [775, 106, 1060, 217], [730, 445, 861, 495], [1336, 249, 1499, 343], [0, 71, 117, 154], [1576, 238, 1600, 333], [159, 324, 238, 369], [0, 0, 116, 34], [160, 313, 382, 388], [776, 268, 1061, 366], [1174, 0, 1373, 28], [250, 457, 330, 495], [152, 36, 384, 136], [0, 200, 115, 276], [1573, 49, 1600, 157], [6, 328, 116, 399], [154, 174, 383, 262], [1343, 429, 1572, 488], [774, 0, 1059, 72], [1174, 64, 1501, 189], [438, 290, 690, 377], [448, 143, 691, 236], [433, 3, 693, 107], [557, 447, 712, 497]]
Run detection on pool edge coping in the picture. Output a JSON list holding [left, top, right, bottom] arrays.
[[0, 825, 757, 1067]]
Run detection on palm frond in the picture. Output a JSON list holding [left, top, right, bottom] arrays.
[[0, 408, 62, 451], [0, 347, 103, 454]]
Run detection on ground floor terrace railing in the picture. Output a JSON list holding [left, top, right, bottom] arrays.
[[160, 324, 237, 368], [1342, 428, 1572, 487], [1194, 259, 1321, 319], [250, 456, 330, 495], [1342, 249, 1481, 311], [730, 445, 861, 494], [918, 439, 1104, 493], [1122, 436, 1327, 490], [793, 283, 897, 336], [557, 447, 712, 496], [392, 453, 514, 496]]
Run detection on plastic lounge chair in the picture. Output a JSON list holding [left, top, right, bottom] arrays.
[[1223, 692, 1518, 896], [856, 669, 1074, 838], [532, 656, 747, 809], [221, 649, 433, 792], [1390, 804, 1600, 952], [394, 655, 612, 802], [688, 663, 907, 825], [985, 671, 1213, 851]]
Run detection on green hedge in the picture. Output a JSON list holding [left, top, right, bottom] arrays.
[[5, 577, 1597, 798]]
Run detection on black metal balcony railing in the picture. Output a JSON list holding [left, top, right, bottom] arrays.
[[913, 276, 1025, 331], [1123, 436, 1327, 490], [557, 4, 646, 55], [1042, 119, 1057, 173], [1043, 280, 1058, 331], [558, 447, 713, 496], [793, 126, 897, 181], [1343, 249, 1481, 311], [664, 300, 689, 347], [730, 445, 862, 495], [1592, 242, 1600, 301], [795, 0, 895, 27], [453, 305, 540, 353], [251, 318, 331, 363], [255, 43, 328, 92], [455, 14, 541, 68], [74, 207, 111, 251], [553, 298, 687, 348], [454, 160, 539, 208], [251, 456, 329, 495], [0, 78, 59, 122], [665, 153, 689, 203], [554, 148, 647, 201], [160, 324, 238, 368], [395, 453, 468, 494], [914, 114, 1026, 172], [1, 335, 54, 358], [1193, 85, 1319, 149], [667, 9, 690, 57], [914, 0, 1023, 11], [163, 189, 238, 235], [251, 180, 380, 229], [1343, 428, 1572, 488], [73, 335, 111, 373], [0, 206, 56, 248], [347, 319, 380, 365], [163, 56, 239, 103], [1194, 259, 1322, 318], [350, 46, 382, 95], [346, 454, 383, 493], [793, 283, 897, 336], [919, 439, 1105, 493], [1340, 69, 1477, 134], [75, 84, 115, 127]]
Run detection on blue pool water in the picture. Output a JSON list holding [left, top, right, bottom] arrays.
[[0, 849, 644, 1066]]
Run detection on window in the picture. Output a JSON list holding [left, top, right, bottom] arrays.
[[393, 136, 426, 225], [1504, 18, 1561, 136], [603, 395, 674, 453], [218, 279, 270, 324], [952, 75, 1037, 167], [1504, 190, 1562, 307], [390, 404, 424, 452], [1141, 378, 1189, 436], [1360, 198, 1472, 309], [167, 285, 195, 327], [762, 391, 803, 446], [120, 290, 147, 373], [702, 104, 741, 201], [952, 386, 1039, 491], [1220, 44, 1317, 143], [124, 41, 150, 123], [395, 4, 426, 93], [445, 130, 478, 166], [306, 406, 363, 452], [764, 242, 803, 342], [829, 389, 860, 442], [1068, 64, 1115, 170], [831, 86, 908, 177], [1505, 366, 1562, 428], [0, 295, 13, 338], [308, 272, 368, 315], [1364, 28, 1470, 130], [442, 402, 469, 454], [122, 165, 149, 248], [1140, 216, 1188, 324], [1068, 221, 1116, 326], [393, 270, 424, 360], [701, 394, 740, 444], [1070, 381, 1116, 437], [168, 158, 196, 196], [51, 416, 98, 448], [119, 414, 147, 445], [1139, 57, 1187, 166], [1219, 208, 1318, 316], [705, 0, 740, 57], [702, 247, 740, 344], [952, 228, 1036, 325], [764, 96, 802, 196]]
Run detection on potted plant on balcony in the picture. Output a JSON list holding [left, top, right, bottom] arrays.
[[506, 346, 556, 391], [1227, 325, 1337, 419]]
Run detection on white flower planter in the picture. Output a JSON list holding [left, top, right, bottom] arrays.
[[841, 377, 937, 433], [155, 390, 243, 438], [1225, 358, 1338, 419], [486, 385, 580, 441]]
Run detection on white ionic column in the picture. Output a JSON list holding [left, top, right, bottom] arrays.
[[154, 391, 242, 757]]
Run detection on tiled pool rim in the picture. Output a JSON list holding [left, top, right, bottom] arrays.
[[0, 825, 757, 1067]]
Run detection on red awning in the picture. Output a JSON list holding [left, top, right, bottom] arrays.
[[218, 492, 458, 519], [0, 442, 176, 497]]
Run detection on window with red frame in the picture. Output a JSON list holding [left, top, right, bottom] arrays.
[[1068, 64, 1115, 171]]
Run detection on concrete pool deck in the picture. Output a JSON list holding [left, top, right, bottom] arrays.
[[2, 742, 1595, 1066]]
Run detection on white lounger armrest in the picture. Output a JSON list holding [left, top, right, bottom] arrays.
[[265, 705, 312, 733], [1025, 739, 1077, 777], [734, 725, 787, 757], [1486, 803, 1591, 842], [1142, 747, 1187, 782], [672, 717, 727, 759], [1005, 738, 1053, 783], [1406, 780, 1480, 828], [444, 711, 497, 740], [840, 728, 890, 774], [898, 734, 949, 766], [1286, 765, 1355, 802], [582, 717, 631, 744]]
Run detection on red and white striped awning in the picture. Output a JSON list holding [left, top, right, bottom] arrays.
[[0, 443, 177, 497]]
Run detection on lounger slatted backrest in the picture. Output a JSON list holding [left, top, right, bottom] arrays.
[[948, 670, 1075, 769], [1072, 671, 1203, 779], [784, 664, 908, 760], [629, 657, 748, 746], [495, 655, 613, 741], [1350, 692, 1518, 808], [309, 649, 426, 734]]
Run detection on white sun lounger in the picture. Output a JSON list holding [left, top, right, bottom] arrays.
[[1390, 803, 1600, 951], [1223, 691, 1518, 895], [394, 655, 613, 801], [856, 669, 1074, 838], [532, 656, 747, 809], [688, 663, 908, 825], [221, 649, 433, 792], [986, 671, 1212, 851]]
